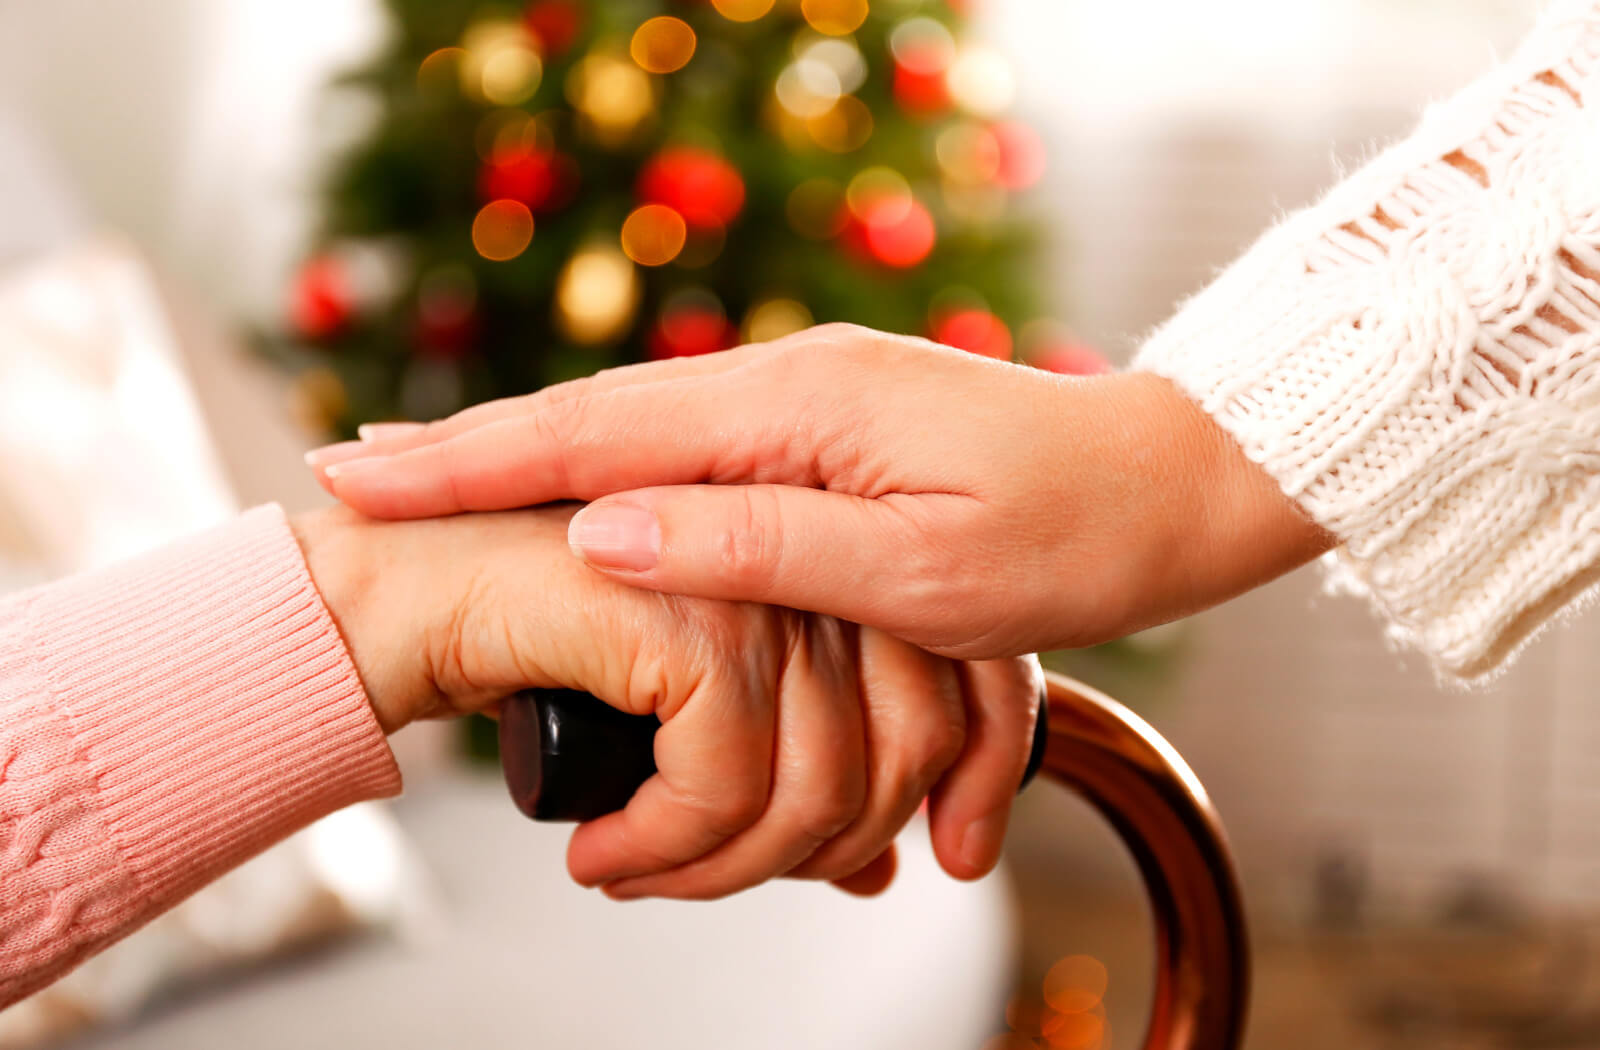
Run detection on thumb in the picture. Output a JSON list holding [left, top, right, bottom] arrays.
[[566, 485, 930, 631]]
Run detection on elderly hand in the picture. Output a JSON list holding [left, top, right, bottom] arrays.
[[291, 503, 1040, 900], [309, 325, 1332, 660]]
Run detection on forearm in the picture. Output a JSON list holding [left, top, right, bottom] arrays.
[[0, 506, 399, 1008], [1136, 0, 1600, 677]]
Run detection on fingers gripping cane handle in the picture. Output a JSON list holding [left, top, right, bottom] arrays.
[[498, 674, 1251, 1050], [498, 686, 1049, 823]]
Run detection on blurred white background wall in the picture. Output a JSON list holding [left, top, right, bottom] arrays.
[[9, 0, 1600, 921]]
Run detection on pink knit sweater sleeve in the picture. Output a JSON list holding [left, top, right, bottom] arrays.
[[0, 505, 401, 1008]]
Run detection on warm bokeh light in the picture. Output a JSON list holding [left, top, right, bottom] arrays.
[[460, 20, 543, 105], [1042, 955, 1109, 1014], [809, 95, 874, 152], [555, 245, 640, 344], [711, 0, 776, 21], [798, 38, 868, 94], [948, 44, 1017, 116], [743, 298, 814, 343], [801, 0, 870, 36], [472, 200, 536, 261], [786, 177, 848, 239], [523, 0, 584, 56], [864, 199, 934, 267], [933, 307, 1012, 359], [991, 120, 1047, 190], [777, 57, 844, 119], [567, 53, 655, 145], [630, 16, 698, 74], [636, 147, 746, 229], [621, 204, 688, 266], [890, 16, 957, 73], [651, 289, 737, 359]]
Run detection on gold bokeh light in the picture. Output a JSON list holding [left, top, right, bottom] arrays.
[[743, 298, 814, 343], [567, 54, 656, 145], [621, 204, 688, 266], [712, 0, 776, 22], [472, 200, 536, 261], [556, 245, 641, 344], [460, 20, 543, 105], [630, 16, 698, 75], [801, 0, 870, 36]]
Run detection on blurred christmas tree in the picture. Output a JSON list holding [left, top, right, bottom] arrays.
[[263, 0, 1108, 438]]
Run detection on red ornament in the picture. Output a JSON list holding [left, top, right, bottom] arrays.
[[859, 197, 937, 268], [1032, 342, 1113, 376], [991, 121, 1047, 191], [933, 309, 1013, 360], [290, 256, 352, 342], [524, 0, 583, 56], [479, 146, 578, 213], [893, 60, 951, 116], [637, 148, 746, 230], [650, 306, 738, 359]]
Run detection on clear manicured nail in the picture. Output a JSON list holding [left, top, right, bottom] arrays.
[[568, 502, 662, 572], [358, 421, 425, 442], [304, 441, 364, 468], [323, 456, 391, 480]]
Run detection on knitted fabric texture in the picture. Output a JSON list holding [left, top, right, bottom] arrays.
[[1137, 0, 1600, 678], [0, 506, 400, 1007]]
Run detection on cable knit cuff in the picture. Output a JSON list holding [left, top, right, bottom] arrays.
[[1137, 2, 1600, 679], [23, 505, 401, 916]]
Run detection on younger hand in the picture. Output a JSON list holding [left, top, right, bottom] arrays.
[[294, 504, 1040, 899], [309, 326, 1332, 660]]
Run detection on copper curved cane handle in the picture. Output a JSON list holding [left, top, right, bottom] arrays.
[[1036, 672, 1249, 1050], [500, 672, 1251, 1050]]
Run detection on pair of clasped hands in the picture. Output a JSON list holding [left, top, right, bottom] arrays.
[[300, 325, 1330, 902]]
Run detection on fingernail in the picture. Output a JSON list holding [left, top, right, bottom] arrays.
[[959, 811, 1008, 875], [304, 440, 364, 469], [569, 502, 661, 572], [324, 456, 391, 481], [358, 421, 425, 442]]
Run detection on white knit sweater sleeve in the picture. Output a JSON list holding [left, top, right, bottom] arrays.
[[1135, 0, 1600, 679]]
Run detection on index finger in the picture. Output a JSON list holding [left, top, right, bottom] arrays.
[[322, 364, 859, 518], [307, 344, 771, 484]]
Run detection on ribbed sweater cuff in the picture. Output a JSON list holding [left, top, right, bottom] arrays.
[[26, 505, 402, 909]]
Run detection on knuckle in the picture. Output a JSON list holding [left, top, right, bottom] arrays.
[[523, 406, 579, 493], [910, 707, 967, 783], [796, 775, 865, 845], [713, 487, 783, 595], [714, 788, 769, 834]]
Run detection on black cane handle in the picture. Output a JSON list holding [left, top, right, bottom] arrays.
[[500, 686, 1051, 823]]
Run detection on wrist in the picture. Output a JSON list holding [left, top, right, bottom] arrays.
[[1121, 370, 1335, 619], [289, 506, 421, 733]]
